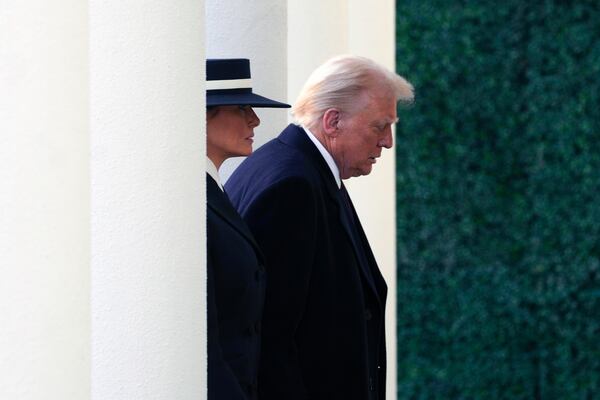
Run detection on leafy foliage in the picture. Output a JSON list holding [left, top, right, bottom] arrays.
[[395, 1, 600, 398]]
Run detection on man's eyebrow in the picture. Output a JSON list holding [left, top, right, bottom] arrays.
[[373, 118, 399, 125], [390, 117, 400, 124]]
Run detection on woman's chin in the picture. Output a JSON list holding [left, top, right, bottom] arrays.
[[242, 145, 253, 156], [231, 148, 252, 158]]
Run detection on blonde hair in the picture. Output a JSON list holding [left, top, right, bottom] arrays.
[[291, 55, 414, 129]]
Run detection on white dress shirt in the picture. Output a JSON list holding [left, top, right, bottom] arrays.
[[206, 157, 224, 191], [302, 126, 341, 189]]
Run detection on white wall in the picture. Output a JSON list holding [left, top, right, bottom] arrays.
[[90, 1, 206, 399], [288, 0, 398, 397], [287, 0, 348, 100], [0, 1, 90, 399], [206, 0, 288, 183]]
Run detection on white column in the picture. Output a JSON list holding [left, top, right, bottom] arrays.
[[206, 0, 288, 183], [90, 1, 206, 399], [288, 0, 398, 396], [0, 1, 90, 399], [287, 0, 349, 102]]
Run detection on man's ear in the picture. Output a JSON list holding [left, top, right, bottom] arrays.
[[322, 108, 341, 137]]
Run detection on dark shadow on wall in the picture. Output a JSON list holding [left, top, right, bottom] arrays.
[[395, 1, 600, 398]]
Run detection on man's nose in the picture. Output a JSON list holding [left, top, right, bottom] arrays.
[[378, 129, 393, 149]]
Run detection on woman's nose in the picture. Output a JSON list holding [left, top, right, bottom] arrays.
[[248, 108, 260, 127]]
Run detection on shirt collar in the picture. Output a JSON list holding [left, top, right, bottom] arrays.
[[206, 157, 224, 191], [302, 125, 341, 188]]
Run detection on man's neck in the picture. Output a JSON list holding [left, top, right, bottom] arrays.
[[302, 125, 341, 188]]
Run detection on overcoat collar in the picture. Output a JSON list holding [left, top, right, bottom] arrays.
[[279, 124, 340, 202], [207, 174, 265, 263]]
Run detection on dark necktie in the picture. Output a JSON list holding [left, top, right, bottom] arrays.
[[339, 183, 374, 284]]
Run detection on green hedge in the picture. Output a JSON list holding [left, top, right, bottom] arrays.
[[395, 1, 600, 398]]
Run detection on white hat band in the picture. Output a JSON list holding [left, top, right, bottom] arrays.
[[206, 78, 253, 91]]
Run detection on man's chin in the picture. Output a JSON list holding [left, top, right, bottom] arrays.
[[349, 170, 372, 179], [361, 165, 373, 176], [341, 166, 373, 179]]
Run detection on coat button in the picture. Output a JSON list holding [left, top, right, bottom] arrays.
[[247, 322, 260, 335], [365, 309, 372, 320]]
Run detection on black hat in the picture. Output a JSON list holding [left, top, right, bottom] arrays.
[[206, 59, 291, 108]]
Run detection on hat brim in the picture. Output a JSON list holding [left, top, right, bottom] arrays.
[[207, 92, 290, 108]]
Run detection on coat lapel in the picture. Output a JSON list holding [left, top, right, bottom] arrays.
[[207, 174, 265, 262], [338, 184, 379, 299], [340, 185, 387, 302]]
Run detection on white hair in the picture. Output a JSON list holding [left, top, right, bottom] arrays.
[[291, 55, 414, 129]]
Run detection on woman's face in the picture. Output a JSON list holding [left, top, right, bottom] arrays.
[[206, 105, 260, 167]]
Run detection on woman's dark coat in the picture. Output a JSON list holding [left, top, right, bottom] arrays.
[[207, 174, 266, 400]]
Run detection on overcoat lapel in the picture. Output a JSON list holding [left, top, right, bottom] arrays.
[[279, 125, 381, 300], [342, 187, 388, 301], [207, 174, 264, 262]]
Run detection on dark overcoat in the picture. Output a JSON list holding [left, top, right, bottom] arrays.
[[225, 124, 388, 400], [207, 174, 266, 400]]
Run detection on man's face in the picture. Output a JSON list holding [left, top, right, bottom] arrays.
[[331, 90, 398, 179]]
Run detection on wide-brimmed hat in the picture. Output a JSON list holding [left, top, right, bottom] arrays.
[[206, 59, 291, 108]]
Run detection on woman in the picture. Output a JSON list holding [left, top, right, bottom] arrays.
[[206, 58, 289, 400]]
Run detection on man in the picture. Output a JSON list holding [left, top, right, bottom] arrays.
[[225, 55, 414, 400]]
